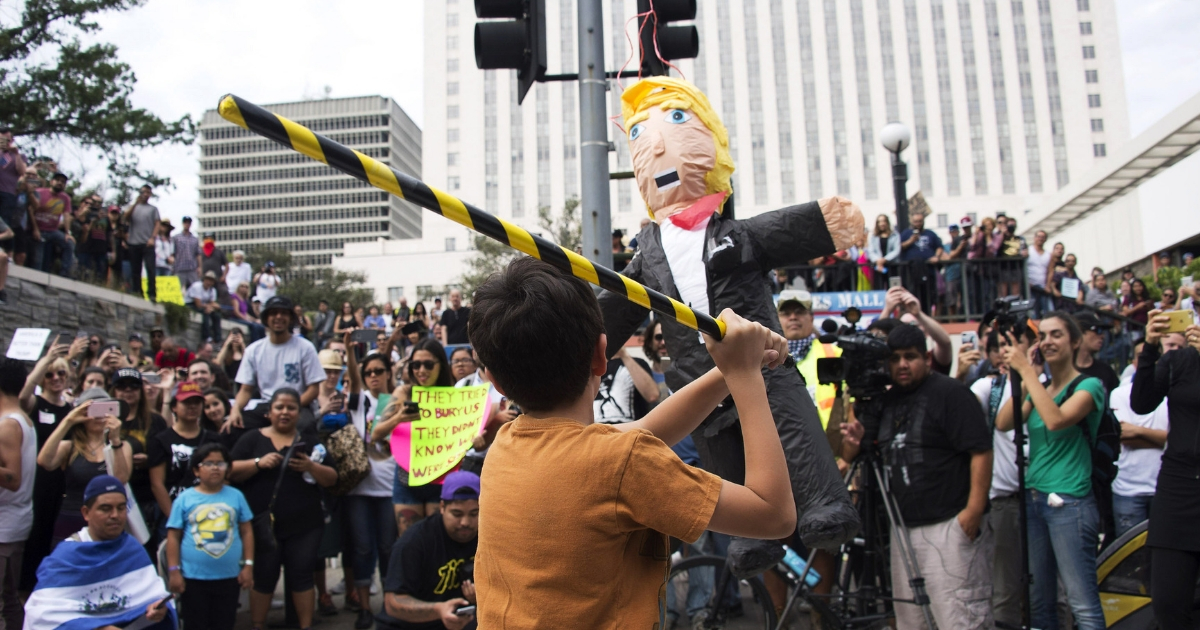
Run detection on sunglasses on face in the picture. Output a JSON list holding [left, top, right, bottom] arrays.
[[47, 370, 67, 379], [115, 382, 140, 391], [654, 334, 664, 341], [363, 368, 389, 377], [410, 360, 438, 371], [1163, 293, 1176, 299]]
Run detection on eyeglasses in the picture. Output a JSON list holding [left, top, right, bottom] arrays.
[[410, 360, 438, 371], [197, 461, 229, 470], [451, 358, 476, 366], [363, 368, 389, 377], [88, 340, 100, 346]]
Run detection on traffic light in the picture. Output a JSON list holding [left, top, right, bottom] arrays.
[[637, 0, 699, 77], [474, 0, 547, 104]]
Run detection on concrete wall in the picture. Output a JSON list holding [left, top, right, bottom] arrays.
[[0, 265, 233, 354]]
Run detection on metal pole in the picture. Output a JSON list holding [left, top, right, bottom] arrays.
[[577, 0, 613, 269], [892, 152, 909, 232]]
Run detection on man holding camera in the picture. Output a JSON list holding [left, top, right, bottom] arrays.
[[843, 323, 994, 629], [379, 471, 479, 630]]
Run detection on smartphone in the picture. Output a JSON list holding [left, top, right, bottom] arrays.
[[454, 605, 476, 617], [1164, 309, 1195, 334], [143, 372, 161, 385], [351, 329, 377, 343], [889, 276, 903, 289], [403, 401, 420, 415], [88, 401, 120, 418], [56, 332, 72, 346], [659, 356, 672, 371], [155, 594, 175, 610], [961, 331, 978, 348], [76, 330, 88, 339]]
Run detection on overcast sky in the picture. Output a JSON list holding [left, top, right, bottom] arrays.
[[64, 0, 1200, 229]]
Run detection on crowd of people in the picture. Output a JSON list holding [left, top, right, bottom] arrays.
[[0, 287, 500, 630]]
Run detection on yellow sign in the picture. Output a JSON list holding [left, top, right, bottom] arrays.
[[392, 385, 491, 486], [141, 275, 185, 305]]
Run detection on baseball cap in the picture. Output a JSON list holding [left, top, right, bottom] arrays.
[[1074, 313, 1107, 333], [959, 216, 974, 228], [174, 380, 204, 403], [948, 224, 960, 232], [319, 349, 344, 371], [128, 333, 144, 342], [113, 367, 143, 387], [203, 270, 217, 280], [182, 216, 192, 222], [83, 475, 126, 504], [777, 290, 813, 311], [75, 387, 113, 406], [440, 471, 481, 501], [51, 172, 67, 181], [266, 261, 276, 268]]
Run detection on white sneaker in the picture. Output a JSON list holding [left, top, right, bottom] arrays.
[[330, 579, 347, 595]]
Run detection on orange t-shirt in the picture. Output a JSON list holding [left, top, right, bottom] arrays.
[[476, 417, 722, 629]]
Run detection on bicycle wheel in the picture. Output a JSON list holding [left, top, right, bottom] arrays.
[[662, 554, 778, 630]]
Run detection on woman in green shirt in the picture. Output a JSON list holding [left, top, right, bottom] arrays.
[[997, 312, 1106, 630]]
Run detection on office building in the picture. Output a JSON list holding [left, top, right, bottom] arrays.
[[197, 95, 422, 278], [340, 0, 1134, 304]]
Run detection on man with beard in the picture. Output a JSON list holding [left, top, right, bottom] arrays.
[[31, 172, 75, 277], [379, 472, 480, 630]]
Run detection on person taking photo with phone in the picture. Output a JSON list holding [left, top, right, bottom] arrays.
[[1131, 310, 1200, 628]]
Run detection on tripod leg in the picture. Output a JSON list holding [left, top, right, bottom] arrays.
[[871, 461, 937, 630]]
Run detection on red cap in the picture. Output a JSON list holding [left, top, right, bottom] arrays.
[[174, 380, 204, 402]]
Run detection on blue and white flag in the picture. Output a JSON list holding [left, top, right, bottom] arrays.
[[23, 532, 176, 630]]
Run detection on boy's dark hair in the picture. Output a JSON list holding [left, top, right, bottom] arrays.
[[0, 358, 29, 396], [469, 257, 603, 412], [867, 317, 899, 337], [190, 442, 231, 472], [886, 323, 927, 354]]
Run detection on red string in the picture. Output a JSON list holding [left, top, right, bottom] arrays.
[[609, 3, 691, 134]]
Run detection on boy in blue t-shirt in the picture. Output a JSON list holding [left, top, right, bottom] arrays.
[[165, 442, 254, 630]]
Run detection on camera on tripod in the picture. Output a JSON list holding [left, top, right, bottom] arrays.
[[815, 307, 891, 399], [990, 295, 1035, 339]]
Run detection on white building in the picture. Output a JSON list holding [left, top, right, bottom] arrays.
[[341, 0, 1133, 303], [197, 96, 423, 279]]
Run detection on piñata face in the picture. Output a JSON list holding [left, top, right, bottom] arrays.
[[628, 107, 715, 215]]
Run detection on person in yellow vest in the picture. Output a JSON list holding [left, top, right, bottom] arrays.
[[778, 290, 842, 430]]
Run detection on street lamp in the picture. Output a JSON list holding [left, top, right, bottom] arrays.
[[880, 122, 912, 232]]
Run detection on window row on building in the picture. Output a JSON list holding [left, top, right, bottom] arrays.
[[211, 220, 388, 243], [201, 147, 389, 172], [200, 191, 388, 214], [202, 115, 389, 141], [200, 131, 389, 157], [199, 176, 372, 199], [201, 205, 390, 228], [200, 164, 348, 186]]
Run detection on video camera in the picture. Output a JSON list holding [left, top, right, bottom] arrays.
[[989, 295, 1035, 340], [815, 307, 891, 399]]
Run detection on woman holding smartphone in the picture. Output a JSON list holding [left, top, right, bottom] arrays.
[[37, 396, 132, 544], [372, 338, 452, 536], [343, 331, 400, 628], [230, 388, 337, 630], [1132, 310, 1200, 628], [996, 312, 1106, 630]]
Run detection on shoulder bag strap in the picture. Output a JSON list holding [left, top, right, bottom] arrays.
[[266, 434, 301, 515]]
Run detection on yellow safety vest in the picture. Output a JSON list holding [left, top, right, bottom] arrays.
[[795, 342, 843, 430]]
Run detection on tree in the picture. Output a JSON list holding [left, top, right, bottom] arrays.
[[0, 0, 195, 199], [280, 267, 374, 313], [459, 197, 582, 299]]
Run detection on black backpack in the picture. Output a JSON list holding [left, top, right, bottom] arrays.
[[1062, 375, 1121, 486]]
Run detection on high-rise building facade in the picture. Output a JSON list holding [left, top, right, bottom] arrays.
[[197, 96, 422, 277], [421, 0, 1130, 247]]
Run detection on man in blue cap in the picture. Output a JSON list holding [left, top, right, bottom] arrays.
[[379, 471, 479, 630], [23, 475, 176, 630]]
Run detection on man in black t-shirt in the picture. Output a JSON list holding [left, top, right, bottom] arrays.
[[843, 324, 994, 629], [147, 381, 219, 523], [1074, 313, 1120, 394], [379, 471, 480, 630], [438, 289, 471, 346]]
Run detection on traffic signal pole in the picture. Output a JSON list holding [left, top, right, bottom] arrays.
[[577, 0, 613, 269]]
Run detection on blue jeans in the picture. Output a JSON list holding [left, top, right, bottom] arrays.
[[191, 304, 221, 341], [344, 495, 397, 588], [1112, 494, 1152, 538], [33, 230, 74, 277], [1026, 490, 1105, 630]]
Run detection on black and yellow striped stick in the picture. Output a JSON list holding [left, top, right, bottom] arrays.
[[217, 94, 726, 339]]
